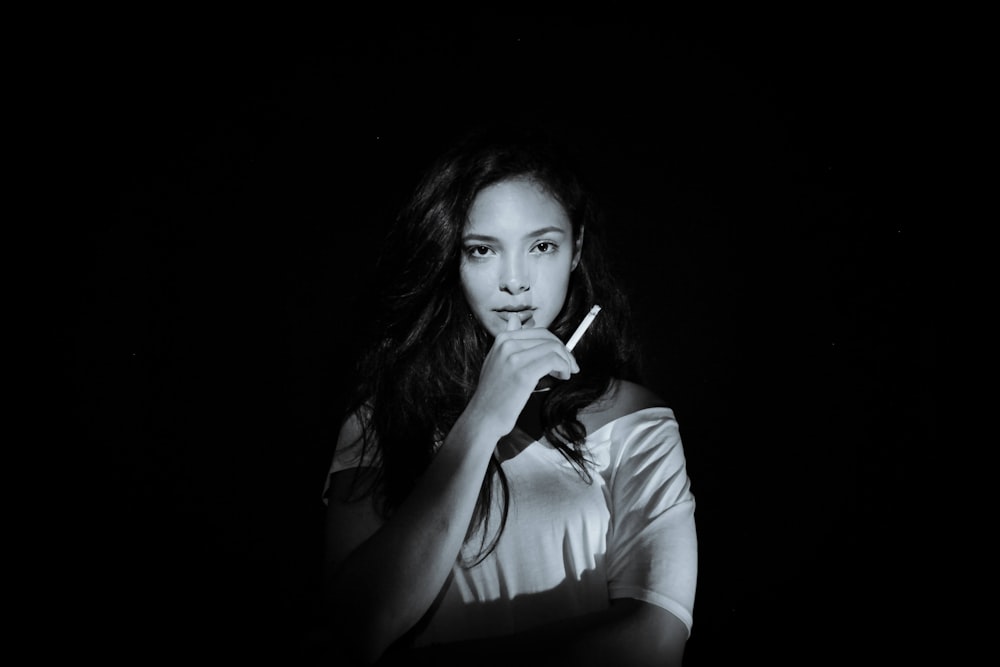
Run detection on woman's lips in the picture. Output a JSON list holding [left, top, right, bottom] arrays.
[[497, 310, 535, 324]]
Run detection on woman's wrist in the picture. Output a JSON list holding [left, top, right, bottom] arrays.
[[452, 399, 512, 450]]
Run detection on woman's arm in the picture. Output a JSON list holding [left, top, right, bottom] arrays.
[[324, 318, 580, 664], [324, 406, 506, 663]]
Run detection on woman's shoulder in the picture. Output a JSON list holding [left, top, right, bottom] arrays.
[[578, 379, 669, 435], [336, 403, 371, 447], [337, 401, 372, 445], [331, 403, 379, 472]]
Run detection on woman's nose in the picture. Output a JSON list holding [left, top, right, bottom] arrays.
[[500, 262, 530, 294], [500, 275, 530, 293]]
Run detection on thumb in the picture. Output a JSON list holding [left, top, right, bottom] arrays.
[[506, 314, 522, 332]]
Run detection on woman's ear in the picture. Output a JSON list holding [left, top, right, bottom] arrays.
[[571, 227, 585, 270]]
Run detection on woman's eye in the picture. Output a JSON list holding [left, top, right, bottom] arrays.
[[467, 245, 492, 258], [534, 242, 557, 253]]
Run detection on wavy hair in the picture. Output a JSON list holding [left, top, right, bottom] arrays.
[[337, 124, 643, 564]]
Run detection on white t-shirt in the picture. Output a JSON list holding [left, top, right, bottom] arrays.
[[324, 406, 697, 644]]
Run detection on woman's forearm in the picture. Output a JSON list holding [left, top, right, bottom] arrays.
[[327, 407, 508, 663]]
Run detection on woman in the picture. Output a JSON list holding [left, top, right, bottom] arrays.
[[322, 125, 697, 666]]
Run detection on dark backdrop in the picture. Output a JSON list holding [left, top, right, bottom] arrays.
[[86, 22, 931, 664]]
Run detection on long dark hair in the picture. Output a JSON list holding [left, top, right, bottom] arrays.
[[337, 125, 643, 563]]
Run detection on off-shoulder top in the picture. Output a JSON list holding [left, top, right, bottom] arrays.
[[324, 406, 697, 644]]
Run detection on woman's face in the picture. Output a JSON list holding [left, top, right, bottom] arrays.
[[460, 178, 582, 337]]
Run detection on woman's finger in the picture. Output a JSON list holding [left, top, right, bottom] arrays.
[[510, 346, 579, 382]]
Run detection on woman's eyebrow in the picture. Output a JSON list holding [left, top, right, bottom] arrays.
[[462, 226, 568, 243]]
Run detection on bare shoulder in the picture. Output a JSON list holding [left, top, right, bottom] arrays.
[[578, 379, 668, 435], [608, 379, 668, 413]]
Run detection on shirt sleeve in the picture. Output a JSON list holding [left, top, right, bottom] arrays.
[[321, 414, 382, 504], [602, 408, 698, 635]]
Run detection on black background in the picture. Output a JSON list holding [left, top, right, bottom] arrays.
[[86, 21, 932, 664]]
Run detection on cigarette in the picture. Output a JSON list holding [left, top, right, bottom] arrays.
[[566, 305, 602, 351]]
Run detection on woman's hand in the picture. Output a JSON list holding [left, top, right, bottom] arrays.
[[467, 315, 580, 436]]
